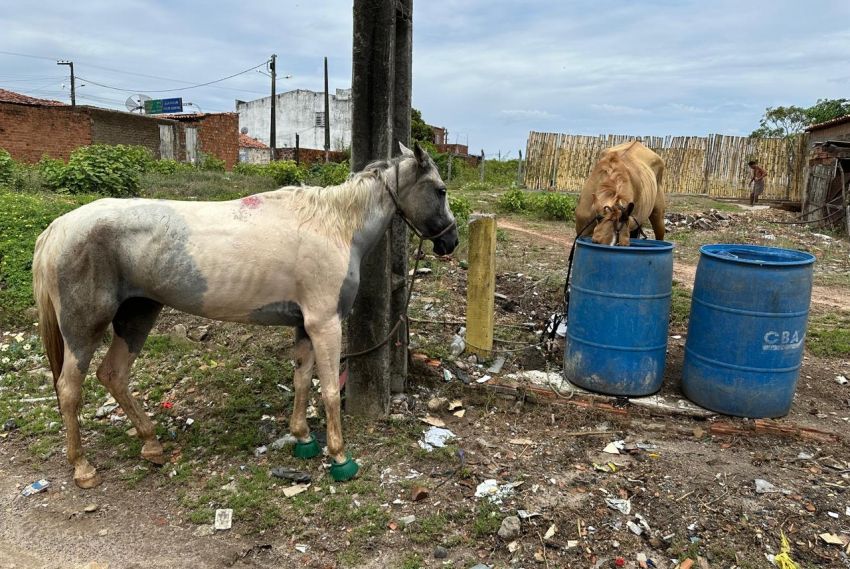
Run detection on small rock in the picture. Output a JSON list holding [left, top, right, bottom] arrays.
[[83, 503, 99, 513], [95, 403, 118, 419], [2, 419, 17, 432], [126, 427, 137, 437], [193, 524, 215, 537], [399, 515, 416, 526], [254, 445, 268, 457], [427, 397, 448, 412], [170, 323, 188, 339], [498, 515, 521, 540], [411, 484, 429, 502], [97, 529, 108, 537], [433, 546, 448, 559], [188, 325, 211, 342]]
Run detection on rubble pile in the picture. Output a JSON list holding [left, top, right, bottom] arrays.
[[664, 209, 737, 231]]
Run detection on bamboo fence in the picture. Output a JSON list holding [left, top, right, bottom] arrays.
[[524, 131, 808, 201]]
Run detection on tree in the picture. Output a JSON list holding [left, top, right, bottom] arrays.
[[751, 105, 809, 138], [751, 98, 850, 138], [806, 98, 850, 125], [411, 107, 433, 143]]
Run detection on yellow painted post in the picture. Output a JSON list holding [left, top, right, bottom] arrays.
[[466, 213, 496, 359]]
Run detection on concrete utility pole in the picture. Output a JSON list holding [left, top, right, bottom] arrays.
[[56, 60, 75, 107], [347, 0, 412, 416], [269, 54, 277, 160], [324, 56, 331, 163]]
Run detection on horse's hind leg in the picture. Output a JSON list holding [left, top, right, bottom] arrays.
[[289, 326, 316, 442], [96, 298, 165, 465], [57, 342, 102, 488]]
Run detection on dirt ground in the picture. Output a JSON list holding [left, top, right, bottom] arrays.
[[1, 197, 849, 569]]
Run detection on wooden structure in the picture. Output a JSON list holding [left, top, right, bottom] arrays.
[[346, 0, 412, 416], [803, 140, 850, 236], [524, 131, 808, 201], [465, 215, 496, 358]]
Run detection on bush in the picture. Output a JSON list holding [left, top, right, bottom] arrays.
[[304, 161, 350, 187], [43, 144, 154, 197], [497, 188, 529, 212], [530, 192, 577, 221], [233, 163, 268, 177], [0, 149, 13, 186], [265, 160, 306, 186], [198, 153, 226, 172], [449, 194, 472, 225]]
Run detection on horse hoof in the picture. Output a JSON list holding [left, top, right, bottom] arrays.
[[74, 470, 103, 489], [293, 435, 321, 459], [329, 454, 359, 482]]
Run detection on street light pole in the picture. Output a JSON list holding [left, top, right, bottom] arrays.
[[57, 60, 75, 107], [269, 54, 277, 160]]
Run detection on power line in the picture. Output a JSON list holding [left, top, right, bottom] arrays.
[[76, 60, 268, 94], [0, 50, 57, 61]]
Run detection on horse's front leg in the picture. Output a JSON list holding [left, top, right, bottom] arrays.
[[305, 315, 359, 481]]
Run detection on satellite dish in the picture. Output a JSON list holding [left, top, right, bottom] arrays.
[[240, 127, 249, 135], [125, 94, 152, 114]]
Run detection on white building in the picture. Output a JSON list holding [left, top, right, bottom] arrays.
[[236, 88, 352, 151]]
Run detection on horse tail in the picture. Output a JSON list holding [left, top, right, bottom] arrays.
[[33, 229, 64, 391]]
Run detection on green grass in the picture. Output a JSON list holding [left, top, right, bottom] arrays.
[[670, 281, 692, 328], [471, 503, 502, 538], [140, 169, 278, 201], [807, 312, 850, 357], [0, 189, 99, 326], [400, 553, 424, 569]]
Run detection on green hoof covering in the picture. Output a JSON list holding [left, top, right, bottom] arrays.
[[293, 435, 321, 459], [330, 455, 359, 482]]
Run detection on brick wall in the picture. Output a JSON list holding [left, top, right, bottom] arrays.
[[0, 102, 91, 162], [176, 114, 239, 170], [274, 147, 347, 165], [89, 108, 175, 158]]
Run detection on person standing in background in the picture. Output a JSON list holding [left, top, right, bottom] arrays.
[[748, 160, 767, 206]]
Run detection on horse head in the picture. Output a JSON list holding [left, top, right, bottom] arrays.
[[395, 141, 459, 255], [591, 153, 635, 246]]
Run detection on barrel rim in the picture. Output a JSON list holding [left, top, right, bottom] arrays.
[[576, 236, 674, 252], [699, 243, 815, 267]]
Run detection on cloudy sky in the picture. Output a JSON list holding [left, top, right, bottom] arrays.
[[2, 0, 848, 156]]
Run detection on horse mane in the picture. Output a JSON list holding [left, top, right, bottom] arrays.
[[593, 152, 631, 206], [285, 155, 408, 243]]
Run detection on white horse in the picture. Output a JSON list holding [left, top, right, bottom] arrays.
[[33, 142, 458, 488]]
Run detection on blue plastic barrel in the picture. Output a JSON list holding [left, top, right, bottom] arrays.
[[682, 244, 815, 418], [565, 237, 674, 396]]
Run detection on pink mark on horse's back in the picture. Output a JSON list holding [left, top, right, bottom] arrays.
[[241, 195, 263, 209]]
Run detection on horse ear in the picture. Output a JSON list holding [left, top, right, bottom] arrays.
[[413, 141, 430, 168], [398, 141, 415, 157]]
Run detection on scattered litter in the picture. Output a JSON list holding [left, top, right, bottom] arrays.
[[453, 409, 466, 418], [476, 375, 492, 384], [270, 434, 298, 450], [399, 515, 416, 526], [671, 334, 682, 340], [97, 529, 108, 537], [21, 479, 49, 497], [507, 541, 519, 553], [185, 417, 194, 427], [427, 397, 448, 412], [603, 440, 625, 454], [420, 415, 446, 428], [418, 426, 456, 451], [566, 540, 579, 549], [95, 402, 118, 419], [593, 462, 618, 473], [448, 399, 463, 411], [469, 565, 491, 569], [846, 506, 850, 517], [517, 510, 541, 519], [605, 497, 632, 515], [755, 478, 791, 495], [294, 544, 309, 553], [220, 480, 237, 493], [270, 467, 311, 484], [543, 524, 557, 540], [254, 445, 268, 457], [797, 452, 814, 460], [828, 511, 839, 519], [836, 375, 849, 386], [282, 484, 310, 498], [819, 533, 848, 546], [443, 369, 453, 382], [487, 356, 506, 374], [475, 479, 523, 504], [450, 329, 466, 357], [214, 508, 233, 531], [509, 438, 534, 446], [627, 521, 643, 536]]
